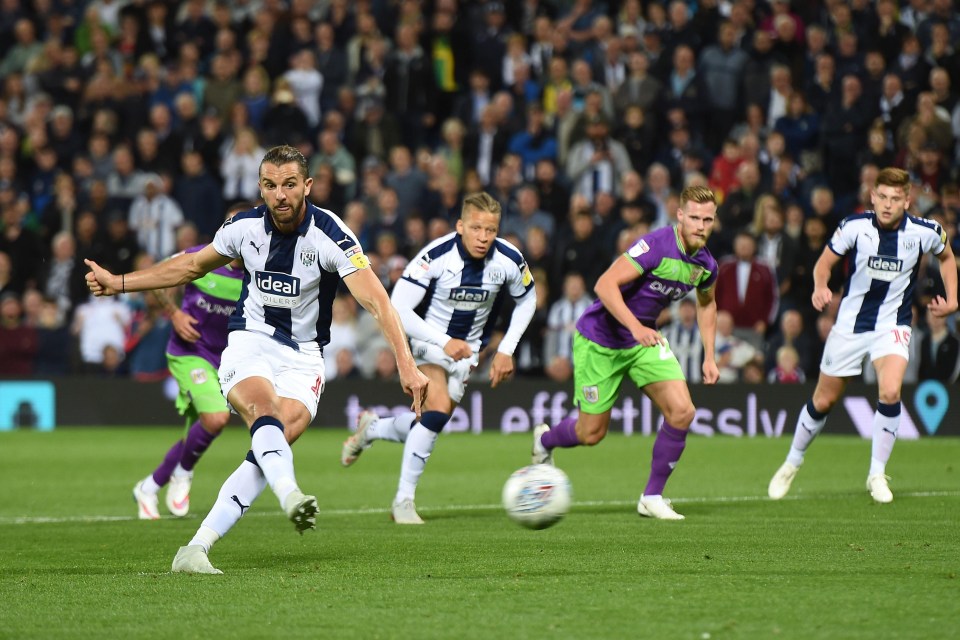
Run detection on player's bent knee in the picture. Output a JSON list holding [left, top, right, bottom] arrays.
[[667, 405, 696, 429]]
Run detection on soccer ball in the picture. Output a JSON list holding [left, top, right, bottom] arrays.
[[502, 464, 572, 530]]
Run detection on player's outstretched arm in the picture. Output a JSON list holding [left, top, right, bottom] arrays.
[[85, 245, 230, 297], [344, 268, 429, 416], [695, 286, 719, 384], [930, 243, 959, 317], [595, 255, 663, 347], [811, 248, 842, 312]]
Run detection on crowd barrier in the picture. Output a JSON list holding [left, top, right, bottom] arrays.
[[1, 378, 955, 437]]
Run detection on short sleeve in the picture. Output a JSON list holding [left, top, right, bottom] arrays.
[[926, 221, 947, 255], [508, 258, 535, 298], [828, 217, 859, 255], [624, 235, 661, 274], [400, 247, 437, 288], [698, 264, 718, 292], [321, 227, 368, 277], [211, 218, 244, 259]]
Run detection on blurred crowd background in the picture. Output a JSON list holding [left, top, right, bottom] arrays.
[[1, 0, 959, 386]]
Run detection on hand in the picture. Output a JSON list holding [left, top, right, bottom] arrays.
[[631, 325, 664, 347], [400, 366, 430, 419], [928, 295, 958, 318], [443, 338, 473, 361], [489, 352, 515, 388], [171, 309, 201, 342], [702, 359, 719, 385], [811, 286, 832, 312], [84, 259, 120, 296]]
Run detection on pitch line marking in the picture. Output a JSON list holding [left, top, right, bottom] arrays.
[[1, 490, 958, 525]]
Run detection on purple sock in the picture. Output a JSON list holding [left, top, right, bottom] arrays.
[[179, 421, 219, 472], [644, 422, 688, 496], [152, 440, 184, 486], [540, 417, 581, 449]]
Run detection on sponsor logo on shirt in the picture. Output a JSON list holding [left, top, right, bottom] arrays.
[[255, 270, 302, 307], [448, 287, 490, 310], [196, 297, 235, 316], [866, 255, 903, 282], [344, 245, 369, 269], [649, 280, 688, 300]]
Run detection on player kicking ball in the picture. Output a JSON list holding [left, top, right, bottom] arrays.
[[132, 202, 251, 520], [769, 167, 957, 503], [86, 146, 427, 573], [531, 186, 720, 520], [341, 192, 537, 524]]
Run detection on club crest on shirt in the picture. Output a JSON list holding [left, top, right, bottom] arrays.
[[689, 266, 704, 284], [582, 385, 599, 404], [300, 247, 317, 267]]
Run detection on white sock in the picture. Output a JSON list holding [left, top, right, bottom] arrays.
[[190, 460, 266, 552], [870, 404, 900, 476], [787, 403, 828, 467], [396, 424, 438, 502], [252, 423, 298, 505], [367, 412, 417, 443], [172, 463, 191, 479], [140, 475, 161, 495]]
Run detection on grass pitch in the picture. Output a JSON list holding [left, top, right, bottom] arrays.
[[0, 427, 957, 639]]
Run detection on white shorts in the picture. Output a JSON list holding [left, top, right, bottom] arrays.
[[218, 330, 326, 420], [410, 338, 478, 404], [820, 326, 912, 377]]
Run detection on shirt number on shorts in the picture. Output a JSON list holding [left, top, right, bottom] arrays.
[[892, 328, 911, 347]]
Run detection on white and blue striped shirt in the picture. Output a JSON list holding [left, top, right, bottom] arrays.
[[829, 211, 946, 334], [212, 203, 366, 350], [396, 233, 535, 351]]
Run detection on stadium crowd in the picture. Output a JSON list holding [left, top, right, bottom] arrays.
[[1, 0, 959, 385]]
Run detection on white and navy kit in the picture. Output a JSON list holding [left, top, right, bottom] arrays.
[[821, 211, 946, 376], [392, 233, 536, 402], [212, 203, 369, 417]]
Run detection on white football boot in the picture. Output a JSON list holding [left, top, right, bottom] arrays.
[[532, 423, 553, 466], [637, 495, 685, 520], [133, 480, 160, 520], [283, 489, 318, 533], [866, 474, 893, 503], [341, 411, 378, 467], [768, 461, 801, 500], [166, 472, 192, 517], [391, 498, 425, 525], [171, 545, 222, 575]]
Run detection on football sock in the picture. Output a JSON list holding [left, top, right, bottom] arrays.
[[150, 440, 184, 488], [396, 413, 449, 501], [250, 417, 298, 505], [140, 474, 161, 495], [541, 417, 580, 449], [190, 459, 266, 552], [367, 412, 417, 443], [870, 401, 900, 476], [787, 400, 829, 467], [179, 420, 219, 472], [643, 422, 688, 496]]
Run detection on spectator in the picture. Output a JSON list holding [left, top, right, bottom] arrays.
[[72, 292, 131, 375], [384, 24, 435, 149], [508, 103, 558, 182], [128, 173, 184, 261], [764, 309, 815, 377], [715, 309, 759, 383], [284, 49, 324, 131], [385, 146, 427, 220], [311, 129, 357, 201], [699, 21, 749, 149], [220, 128, 264, 206], [174, 150, 224, 241], [544, 271, 593, 383], [662, 297, 704, 383], [767, 345, 806, 383], [0, 292, 37, 376], [501, 184, 555, 246], [715, 231, 778, 346], [753, 196, 798, 298], [918, 307, 960, 383], [566, 113, 632, 204], [105, 144, 148, 212], [553, 207, 608, 293]]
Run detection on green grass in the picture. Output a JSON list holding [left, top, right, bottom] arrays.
[[0, 428, 958, 639]]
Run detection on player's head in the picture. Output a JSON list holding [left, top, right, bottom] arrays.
[[259, 145, 312, 230], [871, 167, 911, 228], [676, 185, 717, 252], [457, 192, 501, 259]]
